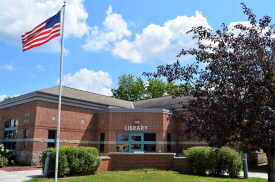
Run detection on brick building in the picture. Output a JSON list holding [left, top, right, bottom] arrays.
[[0, 86, 219, 166]]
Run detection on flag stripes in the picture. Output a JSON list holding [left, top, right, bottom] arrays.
[[22, 11, 61, 52]]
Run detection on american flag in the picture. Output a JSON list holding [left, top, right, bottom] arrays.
[[22, 11, 61, 52]]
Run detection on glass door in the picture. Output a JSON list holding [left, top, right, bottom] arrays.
[[129, 133, 143, 152]]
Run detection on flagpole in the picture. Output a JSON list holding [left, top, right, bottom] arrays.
[[55, 2, 66, 182]]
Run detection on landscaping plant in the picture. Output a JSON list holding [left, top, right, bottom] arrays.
[[183, 147, 242, 177], [41, 146, 101, 177], [0, 144, 16, 166]]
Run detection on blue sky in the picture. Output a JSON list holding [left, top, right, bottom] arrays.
[[0, 0, 274, 100]]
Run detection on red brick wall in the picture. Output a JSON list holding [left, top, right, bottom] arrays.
[[32, 100, 97, 152], [103, 153, 190, 173], [0, 101, 38, 152], [98, 157, 111, 173]]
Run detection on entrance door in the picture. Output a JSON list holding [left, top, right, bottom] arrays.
[[129, 133, 143, 152]]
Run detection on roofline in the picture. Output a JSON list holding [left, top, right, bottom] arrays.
[[96, 108, 171, 114]]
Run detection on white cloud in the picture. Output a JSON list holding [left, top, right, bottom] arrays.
[[82, 5, 131, 52], [57, 68, 113, 96], [36, 65, 45, 71], [113, 11, 212, 64], [0, 61, 15, 70], [0, 94, 20, 101], [0, 95, 7, 101], [227, 21, 252, 36], [82, 8, 212, 64], [0, 0, 90, 53]]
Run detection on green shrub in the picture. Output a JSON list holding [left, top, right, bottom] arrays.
[[0, 144, 16, 165], [183, 147, 213, 175], [0, 156, 8, 168], [183, 146, 242, 177], [42, 146, 101, 177]]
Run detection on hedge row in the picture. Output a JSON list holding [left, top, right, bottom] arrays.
[[42, 146, 101, 177], [183, 147, 242, 177]]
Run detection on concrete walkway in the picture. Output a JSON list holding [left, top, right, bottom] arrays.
[[0, 169, 43, 182], [0, 170, 268, 182]]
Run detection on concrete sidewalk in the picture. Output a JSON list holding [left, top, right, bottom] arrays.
[[0, 169, 43, 182]]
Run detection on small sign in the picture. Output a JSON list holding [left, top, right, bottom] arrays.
[[125, 125, 148, 131]]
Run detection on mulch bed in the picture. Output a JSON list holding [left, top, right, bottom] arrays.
[[0, 165, 42, 171]]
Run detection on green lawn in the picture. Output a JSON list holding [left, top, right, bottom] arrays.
[[25, 169, 266, 182], [248, 165, 268, 173]]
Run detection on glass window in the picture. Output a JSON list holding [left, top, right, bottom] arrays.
[[10, 119, 14, 127], [116, 133, 129, 141], [131, 136, 141, 141], [14, 120, 18, 127], [3, 119, 18, 151], [24, 130, 28, 138], [11, 142, 16, 150], [167, 144, 172, 152], [144, 144, 156, 152], [100, 133, 105, 141], [99, 133, 105, 153], [9, 130, 14, 139], [48, 143, 55, 148], [48, 130, 56, 148], [167, 133, 171, 142], [144, 133, 156, 141], [5, 121, 10, 128], [13, 130, 17, 139], [48, 130, 56, 139], [23, 142, 27, 150], [116, 144, 129, 152], [99, 144, 104, 152], [4, 131, 9, 139], [4, 142, 8, 149], [131, 144, 141, 149], [22, 129, 28, 151], [167, 133, 172, 152]]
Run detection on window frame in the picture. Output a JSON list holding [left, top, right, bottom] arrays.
[[47, 130, 56, 148], [99, 133, 105, 153], [116, 132, 157, 153], [167, 133, 172, 153], [3, 119, 18, 151]]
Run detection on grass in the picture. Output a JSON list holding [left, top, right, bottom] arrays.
[[25, 169, 266, 182], [248, 165, 268, 173]]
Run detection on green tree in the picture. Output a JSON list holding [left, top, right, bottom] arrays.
[[144, 3, 275, 181], [112, 74, 192, 101], [111, 74, 145, 101], [3, 96, 12, 101]]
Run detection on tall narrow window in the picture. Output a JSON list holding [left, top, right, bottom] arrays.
[[47, 130, 56, 148], [22, 129, 28, 151], [3, 119, 18, 151], [99, 133, 105, 153], [167, 133, 172, 152]]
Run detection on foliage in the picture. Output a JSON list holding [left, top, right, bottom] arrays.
[[144, 3, 275, 182], [41, 146, 101, 177], [0, 144, 16, 165], [183, 147, 213, 175], [111, 74, 145, 101], [111, 74, 192, 101], [3, 96, 12, 101], [0, 156, 8, 168], [183, 147, 242, 177], [26, 169, 266, 182]]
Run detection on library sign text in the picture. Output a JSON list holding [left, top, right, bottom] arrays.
[[125, 126, 148, 131]]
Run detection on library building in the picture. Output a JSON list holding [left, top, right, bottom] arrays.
[[0, 86, 262, 169]]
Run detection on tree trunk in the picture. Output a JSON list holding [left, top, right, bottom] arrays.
[[267, 152, 275, 182]]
